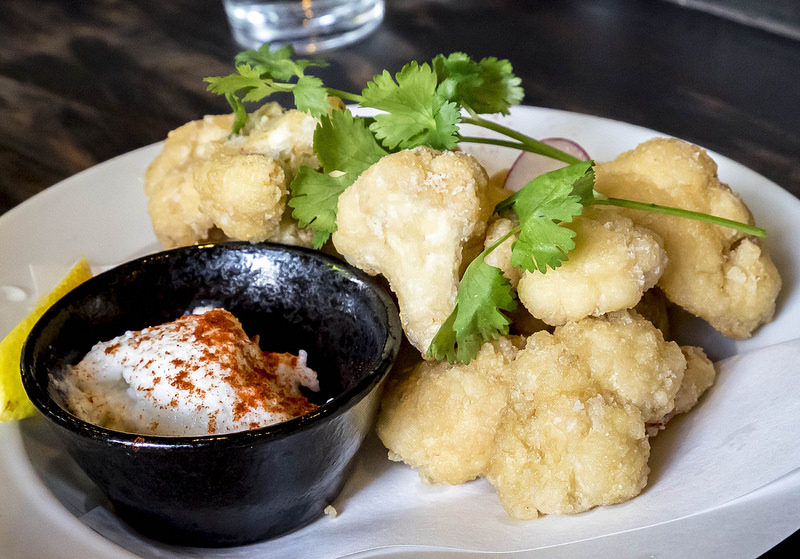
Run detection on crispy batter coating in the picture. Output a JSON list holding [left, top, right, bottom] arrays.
[[594, 138, 781, 339], [556, 310, 685, 423], [648, 345, 716, 435], [332, 146, 493, 354], [489, 395, 649, 519], [231, 102, 319, 174], [673, 345, 716, 415], [145, 114, 232, 248], [486, 310, 685, 519], [516, 208, 667, 326], [376, 337, 521, 485], [193, 148, 286, 242], [144, 103, 318, 248]]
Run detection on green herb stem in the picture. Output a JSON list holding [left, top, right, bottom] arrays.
[[457, 135, 528, 152], [325, 88, 362, 104], [591, 197, 767, 238], [460, 114, 582, 165], [483, 226, 521, 256]]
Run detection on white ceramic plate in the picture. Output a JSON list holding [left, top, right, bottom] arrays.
[[2, 107, 799, 558]]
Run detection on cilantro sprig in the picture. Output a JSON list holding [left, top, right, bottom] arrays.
[[205, 45, 331, 133], [289, 108, 387, 247], [205, 44, 767, 364], [429, 162, 593, 363]]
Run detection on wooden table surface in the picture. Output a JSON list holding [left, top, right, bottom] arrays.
[[1, 0, 798, 556]]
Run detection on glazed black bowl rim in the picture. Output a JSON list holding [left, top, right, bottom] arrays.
[[20, 241, 402, 451]]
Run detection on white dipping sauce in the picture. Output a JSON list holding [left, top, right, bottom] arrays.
[[53, 308, 319, 436]]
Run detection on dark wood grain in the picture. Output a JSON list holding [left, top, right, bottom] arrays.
[[0, 0, 798, 555]]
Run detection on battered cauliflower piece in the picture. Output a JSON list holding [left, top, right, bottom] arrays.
[[486, 310, 686, 519], [594, 138, 781, 339], [556, 310, 686, 423], [145, 114, 233, 248], [193, 148, 287, 242], [144, 103, 318, 248], [489, 394, 649, 519], [648, 345, 716, 435], [516, 208, 667, 326], [332, 146, 493, 354], [377, 337, 521, 485], [230, 102, 319, 174], [673, 345, 716, 415]]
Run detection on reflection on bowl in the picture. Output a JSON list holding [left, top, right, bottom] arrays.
[[21, 242, 401, 546]]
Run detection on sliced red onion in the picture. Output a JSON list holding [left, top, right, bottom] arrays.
[[503, 138, 590, 192]]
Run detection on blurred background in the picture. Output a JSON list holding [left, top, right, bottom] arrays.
[[1, 0, 798, 216], [0, 0, 798, 556]]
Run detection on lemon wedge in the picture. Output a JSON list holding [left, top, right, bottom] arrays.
[[0, 258, 93, 422]]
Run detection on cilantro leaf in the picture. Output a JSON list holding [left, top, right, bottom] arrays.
[[234, 44, 327, 81], [206, 45, 330, 133], [498, 161, 594, 273], [205, 64, 279, 101], [433, 53, 524, 115], [205, 65, 290, 133], [427, 254, 517, 364], [314, 109, 388, 171], [511, 214, 578, 273], [289, 109, 387, 247], [360, 62, 461, 151], [290, 167, 350, 248], [292, 75, 330, 116]]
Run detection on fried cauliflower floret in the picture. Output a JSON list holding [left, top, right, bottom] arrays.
[[594, 138, 781, 339], [673, 346, 716, 415], [377, 337, 521, 485], [486, 310, 686, 519], [145, 114, 233, 248], [230, 102, 318, 175], [193, 149, 286, 242], [144, 103, 318, 248], [489, 394, 649, 519], [557, 310, 686, 423], [648, 345, 716, 436], [333, 146, 493, 354], [516, 208, 667, 326]]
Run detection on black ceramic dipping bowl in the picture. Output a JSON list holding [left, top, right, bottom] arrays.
[[20, 242, 402, 546]]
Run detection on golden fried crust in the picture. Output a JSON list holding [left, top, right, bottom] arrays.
[[517, 208, 667, 326], [376, 337, 521, 485], [489, 395, 649, 519], [144, 104, 318, 249], [673, 345, 716, 415], [594, 138, 782, 339], [486, 310, 685, 519], [232, 103, 318, 178], [333, 146, 493, 354], [556, 310, 686, 423], [647, 345, 716, 435], [144, 114, 233, 247], [193, 149, 286, 242]]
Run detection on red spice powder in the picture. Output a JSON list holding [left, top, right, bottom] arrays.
[[163, 309, 317, 425]]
